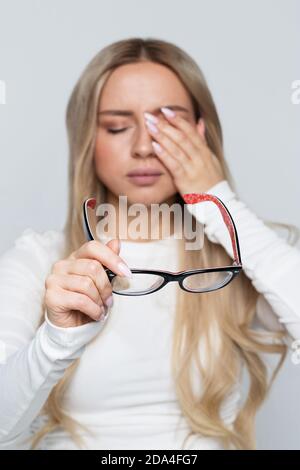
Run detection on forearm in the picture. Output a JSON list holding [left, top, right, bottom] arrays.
[[0, 312, 107, 448], [186, 180, 300, 340]]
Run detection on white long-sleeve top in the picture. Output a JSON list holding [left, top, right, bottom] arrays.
[[0, 180, 299, 450]]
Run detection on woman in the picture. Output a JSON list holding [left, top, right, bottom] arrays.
[[0, 37, 299, 450]]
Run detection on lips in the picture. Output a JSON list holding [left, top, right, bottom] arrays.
[[127, 168, 163, 176], [127, 168, 163, 186]]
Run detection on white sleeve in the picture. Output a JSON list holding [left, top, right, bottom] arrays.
[[185, 180, 300, 344], [0, 229, 109, 448]]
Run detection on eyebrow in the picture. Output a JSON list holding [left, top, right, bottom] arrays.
[[97, 105, 190, 116]]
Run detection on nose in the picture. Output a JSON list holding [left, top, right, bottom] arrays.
[[131, 118, 157, 159]]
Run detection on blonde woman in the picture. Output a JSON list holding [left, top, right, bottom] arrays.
[[0, 37, 299, 451]]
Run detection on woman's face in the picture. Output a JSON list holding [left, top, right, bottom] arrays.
[[94, 61, 197, 206]]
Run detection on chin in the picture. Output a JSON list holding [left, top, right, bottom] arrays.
[[129, 192, 176, 207], [126, 194, 160, 206]]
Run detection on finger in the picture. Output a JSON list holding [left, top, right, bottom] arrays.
[[151, 139, 185, 181], [160, 109, 206, 150], [53, 258, 113, 305], [54, 273, 103, 307], [56, 287, 103, 321], [145, 119, 191, 166], [70, 240, 132, 278]]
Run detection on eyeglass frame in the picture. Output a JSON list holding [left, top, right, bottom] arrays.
[[82, 192, 243, 296]]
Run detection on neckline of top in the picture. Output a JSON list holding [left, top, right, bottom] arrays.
[[99, 231, 180, 248]]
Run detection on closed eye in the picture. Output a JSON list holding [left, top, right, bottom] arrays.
[[107, 128, 128, 134]]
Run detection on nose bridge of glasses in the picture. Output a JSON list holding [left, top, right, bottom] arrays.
[[118, 268, 186, 282], [162, 270, 187, 282]]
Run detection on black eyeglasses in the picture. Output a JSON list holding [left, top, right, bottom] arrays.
[[82, 193, 243, 296]]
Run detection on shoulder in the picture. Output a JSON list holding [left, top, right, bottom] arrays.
[[0, 228, 66, 277], [13, 227, 65, 254], [263, 221, 300, 249]]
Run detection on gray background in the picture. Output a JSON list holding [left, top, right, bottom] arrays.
[[0, 0, 299, 449]]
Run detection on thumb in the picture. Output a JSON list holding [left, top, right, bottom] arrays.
[[105, 237, 121, 255]]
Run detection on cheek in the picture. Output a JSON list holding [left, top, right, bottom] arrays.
[[94, 133, 125, 178], [93, 133, 144, 198], [160, 174, 177, 196]]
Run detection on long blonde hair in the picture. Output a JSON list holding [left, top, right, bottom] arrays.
[[29, 37, 299, 450]]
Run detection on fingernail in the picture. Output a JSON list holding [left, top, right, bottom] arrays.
[[161, 107, 176, 118], [105, 295, 114, 308], [152, 141, 162, 154], [145, 120, 158, 133], [117, 262, 133, 278], [144, 112, 159, 124], [97, 306, 107, 321]]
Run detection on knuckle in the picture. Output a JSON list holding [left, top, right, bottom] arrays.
[[84, 241, 94, 255], [45, 273, 55, 288], [67, 251, 76, 260], [103, 281, 113, 295], [76, 294, 88, 309], [44, 289, 55, 307], [86, 240, 100, 253], [89, 259, 100, 274], [105, 285, 113, 296], [52, 259, 65, 273], [98, 272, 110, 292], [44, 290, 51, 303], [82, 276, 93, 291]]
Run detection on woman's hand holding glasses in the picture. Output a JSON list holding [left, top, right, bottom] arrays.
[[44, 238, 131, 328]]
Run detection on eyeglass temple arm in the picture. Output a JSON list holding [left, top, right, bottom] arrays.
[[82, 198, 97, 242], [83, 195, 242, 267], [182, 193, 242, 265], [82, 198, 120, 278]]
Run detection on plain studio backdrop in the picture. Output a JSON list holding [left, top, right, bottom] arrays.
[[0, 0, 299, 450]]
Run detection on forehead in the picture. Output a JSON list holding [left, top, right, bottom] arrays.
[[98, 62, 193, 112]]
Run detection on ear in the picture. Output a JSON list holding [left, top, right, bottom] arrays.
[[196, 117, 207, 143]]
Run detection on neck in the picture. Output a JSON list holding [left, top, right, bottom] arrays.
[[105, 191, 179, 242]]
